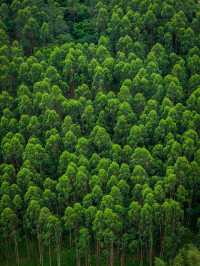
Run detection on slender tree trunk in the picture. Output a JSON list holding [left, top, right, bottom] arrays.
[[110, 241, 114, 266], [37, 232, 43, 266], [69, 229, 72, 248], [25, 235, 30, 259], [149, 230, 153, 266], [56, 234, 61, 266], [140, 237, 143, 266], [96, 240, 100, 266], [160, 216, 164, 258], [160, 234, 163, 257], [49, 241, 52, 266], [76, 247, 80, 266], [5, 239, 9, 266], [116, 244, 120, 259], [120, 251, 125, 266], [85, 250, 88, 266], [57, 247, 61, 266], [14, 233, 20, 266], [85, 252, 87, 266], [88, 247, 91, 266], [41, 245, 44, 266]]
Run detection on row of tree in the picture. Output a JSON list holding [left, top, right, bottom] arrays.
[[0, 0, 200, 265]]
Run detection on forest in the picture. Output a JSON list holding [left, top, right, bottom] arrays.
[[0, 0, 200, 265]]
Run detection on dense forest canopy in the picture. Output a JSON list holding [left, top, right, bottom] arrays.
[[0, 0, 200, 265]]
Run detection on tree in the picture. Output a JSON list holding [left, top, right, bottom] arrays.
[[131, 165, 148, 186], [93, 208, 122, 266], [128, 125, 145, 148], [96, 6, 108, 34], [38, 207, 51, 266], [45, 133, 62, 174], [64, 203, 83, 253], [114, 115, 129, 145], [132, 93, 146, 115], [0, 208, 19, 266], [1, 133, 24, 167], [42, 109, 61, 130], [81, 105, 96, 134], [23, 140, 48, 173], [173, 245, 200, 266], [131, 147, 155, 175], [22, 17, 40, 54], [162, 200, 184, 260], [75, 166, 89, 200], [40, 22, 51, 45], [128, 201, 141, 261], [77, 227, 91, 266], [46, 214, 62, 266], [140, 203, 154, 266], [63, 130, 77, 152], [90, 126, 112, 156]]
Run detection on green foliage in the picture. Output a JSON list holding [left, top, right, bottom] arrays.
[[0, 0, 200, 265]]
